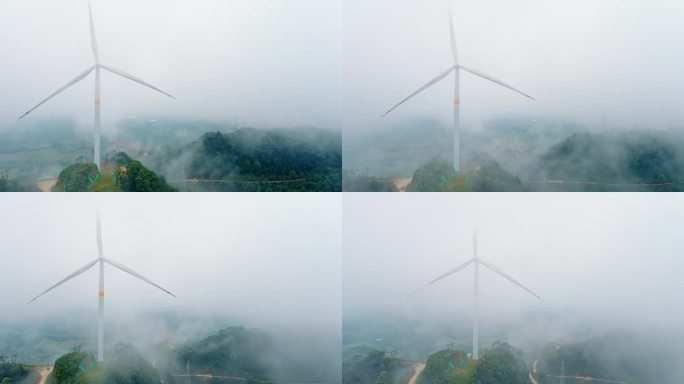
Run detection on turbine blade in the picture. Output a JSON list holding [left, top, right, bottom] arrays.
[[103, 258, 176, 297], [19, 66, 96, 119], [381, 65, 456, 117], [27, 259, 99, 304], [448, 11, 458, 64], [88, 1, 99, 63], [407, 258, 474, 297], [478, 259, 544, 301], [99, 64, 175, 99], [96, 212, 103, 257], [457, 64, 535, 100]]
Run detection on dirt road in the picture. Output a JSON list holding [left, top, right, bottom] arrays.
[[394, 178, 412, 192], [407, 362, 426, 384], [529, 373, 539, 384], [37, 365, 53, 384], [528, 360, 539, 384], [37, 179, 57, 192]]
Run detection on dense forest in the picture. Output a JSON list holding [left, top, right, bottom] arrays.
[[173, 326, 271, 381], [0, 171, 36, 192], [184, 127, 341, 191], [535, 332, 677, 384], [0, 355, 37, 384], [342, 349, 413, 384], [539, 131, 684, 191]]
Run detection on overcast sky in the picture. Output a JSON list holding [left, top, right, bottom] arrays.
[[0, 193, 341, 331], [343, 193, 684, 332], [344, 0, 684, 133], [3, 1, 683, 136], [0, 0, 341, 131]]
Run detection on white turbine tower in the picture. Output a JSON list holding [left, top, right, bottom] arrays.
[[382, 12, 534, 173], [27, 212, 175, 362], [408, 233, 543, 360], [19, 2, 175, 170]]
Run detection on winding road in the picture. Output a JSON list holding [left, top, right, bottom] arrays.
[[528, 360, 539, 384], [407, 362, 426, 384], [36, 366, 53, 384]]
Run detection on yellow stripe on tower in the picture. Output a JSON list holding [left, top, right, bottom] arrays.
[[98, 291, 104, 297], [454, 98, 461, 106], [95, 98, 101, 105]]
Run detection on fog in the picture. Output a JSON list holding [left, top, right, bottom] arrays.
[[0, 0, 341, 131], [343, 0, 684, 133], [343, 194, 684, 378], [0, 193, 341, 378]]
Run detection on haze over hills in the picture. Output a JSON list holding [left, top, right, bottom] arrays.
[[0, 119, 341, 191], [0, 311, 340, 384], [342, 0, 684, 192], [343, 116, 684, 191], [343, 309, 684, 384], [342, 194, 684, 383], [0, 194, 342, 383]]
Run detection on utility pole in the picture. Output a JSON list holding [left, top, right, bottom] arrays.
[[185, 360, 190, 384], [560, 360, 565, 384]]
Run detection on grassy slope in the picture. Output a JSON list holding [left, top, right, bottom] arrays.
[[89, 174, 121, 192], [88, 165, 121, 192], [45, 363, 105, 384], [404, 157, 525, 192], [446, 360, 477, 384], [417, 350, 477, 384], [416, 361, 477, 384]]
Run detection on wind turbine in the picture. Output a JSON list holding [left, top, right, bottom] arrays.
[[408, 234, 543, 360], [19, 2, 175, 170], [27, 212, 175, 362], [381, 12, 534, 173]]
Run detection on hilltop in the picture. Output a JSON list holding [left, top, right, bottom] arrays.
[[342, 342, 530, 384], [342, 348, 414, 384], [2, 319, 339, 384], [178, 127, 341, 191], [531, 331, 679, 384], [0, 120, 341, 192], [49, 152, 176, 192], [344, 117, 684, 191]]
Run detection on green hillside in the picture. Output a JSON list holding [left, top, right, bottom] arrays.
[[418, 349, 476, 384], [186, 127, 341, 191], [405, 155, 524, 192], [174, 326, 271, 381], [49, 152, 176, 192], [539, 131, 684, 191], [535, 332, 678, 384], [342, 349, 414, 384], [49, 345, 158, 384], [0, 355, 39, 384]]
